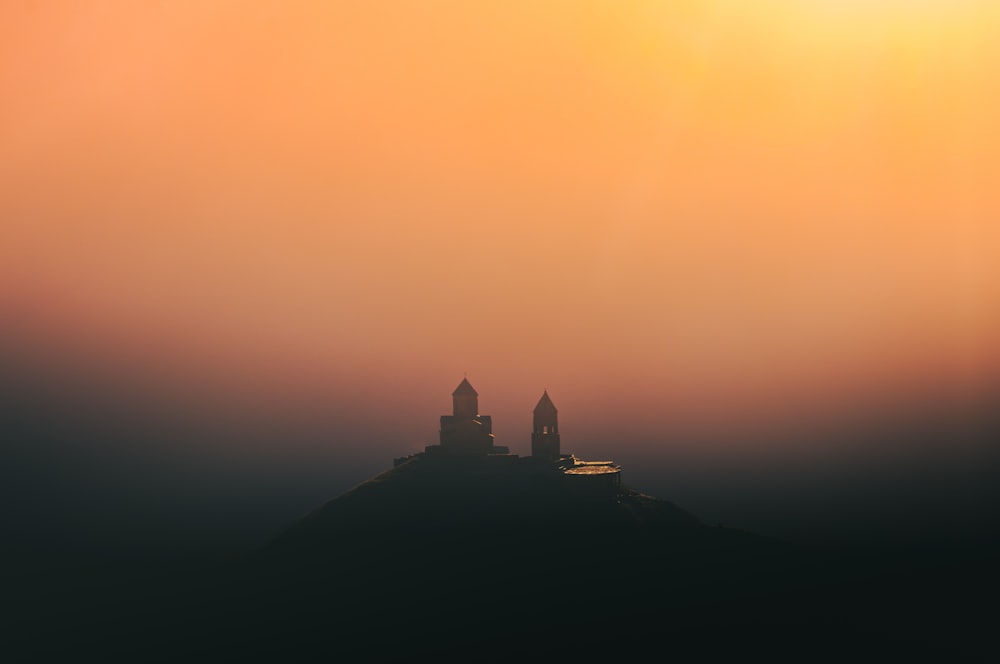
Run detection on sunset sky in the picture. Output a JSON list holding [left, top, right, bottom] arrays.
[[3, 1, 999, 524]]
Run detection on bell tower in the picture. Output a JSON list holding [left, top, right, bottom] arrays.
[[531, 390, 561, 460]]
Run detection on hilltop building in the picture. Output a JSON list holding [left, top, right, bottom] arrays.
[[396, 379, 621, 500], [426, 378, 508, 455]]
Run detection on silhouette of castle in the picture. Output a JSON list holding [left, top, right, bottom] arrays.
[[395, 378, 621, 500]]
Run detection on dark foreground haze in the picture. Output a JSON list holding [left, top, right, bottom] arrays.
[[3, 337, 999, 660], [4, 330, 999, 560]]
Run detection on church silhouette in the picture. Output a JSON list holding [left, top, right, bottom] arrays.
[[395, 378, 621, 500]]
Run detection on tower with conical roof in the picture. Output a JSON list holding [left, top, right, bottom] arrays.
[[531, 390, 561, 460], [438, 378, 495, 454], [452, 377, 478, 418]]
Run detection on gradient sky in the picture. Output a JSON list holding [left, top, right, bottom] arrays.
[[3, 1, 999, 481]]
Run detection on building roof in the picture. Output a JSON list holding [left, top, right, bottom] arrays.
[[563, 465, 620, 476], [452, 378, 478, 397], [533, 390, 557, 413]]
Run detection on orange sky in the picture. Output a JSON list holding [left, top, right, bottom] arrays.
[[3, 1, 999, 439]]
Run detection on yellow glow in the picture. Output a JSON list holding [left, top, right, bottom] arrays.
[[805, 0, 985, 18]]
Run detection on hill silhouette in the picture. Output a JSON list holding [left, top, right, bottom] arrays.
[[270, 454, 700, 543], [221, 454, 995, 659], [8, 451, 998, 661], [252, 453, 809, 657]]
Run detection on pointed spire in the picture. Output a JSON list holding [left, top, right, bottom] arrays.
[[534, 390, 557, 413], [453, 377, 478, 397]]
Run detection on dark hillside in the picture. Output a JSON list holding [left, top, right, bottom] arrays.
[[10, 454, 997, 661]]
